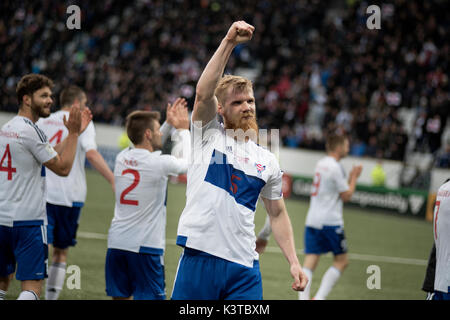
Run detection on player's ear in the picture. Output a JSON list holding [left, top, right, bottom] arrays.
[[22, 94, 32, 107], [217, 103, 224, 116], [144, 128, 152, 141]]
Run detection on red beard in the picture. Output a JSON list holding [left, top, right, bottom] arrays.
[[224, 114, 259, 141]]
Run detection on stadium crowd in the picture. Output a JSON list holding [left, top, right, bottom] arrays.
[[0, 0, 448, 163]]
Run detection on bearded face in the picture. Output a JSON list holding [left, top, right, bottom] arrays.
[[220, 87, 259, 138], [30, 87, 53, 118]]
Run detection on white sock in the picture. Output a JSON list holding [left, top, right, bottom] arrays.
[[314, 266, 341, 300], [298, 268, 313, 300], [17, 290, 39, 300], [0, 289, 6, 300], [45, 262, 66, 300]]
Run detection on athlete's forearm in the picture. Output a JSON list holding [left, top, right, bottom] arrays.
[[258, 215, 272, 241], [193, 39, 235, 124], [86, 150, 114, 185], [342, 175, 358, 202], [53, 136, 68, 154], [196, 38, 235, 101], [270, 209, 300, 267], [160, 121, 173, 146], [57, 132, 79, 175]]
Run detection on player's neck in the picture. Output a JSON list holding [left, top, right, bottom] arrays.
[[61, 106, 71, 112], [18, 105, 38, 123], [328, 152, 341, 162], [134, 142, 154, 153]]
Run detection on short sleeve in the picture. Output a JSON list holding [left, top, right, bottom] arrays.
[[260, 155, 283, 200], [80, 122, 97, 152], [333, 164, 349, 193], [21, 125, 57, 164], [191, 116, 222, 144]]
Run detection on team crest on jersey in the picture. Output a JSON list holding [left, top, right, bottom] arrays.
[[255, 162, 266, 175]]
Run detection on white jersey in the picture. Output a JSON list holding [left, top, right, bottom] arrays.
[[0, 116, 57, 227], [305, 156, 349, 228], [176, 118, 283, 268], [434, 181, 450, 293], [107, 129, 190, 254], [37, 110, 97, 207]]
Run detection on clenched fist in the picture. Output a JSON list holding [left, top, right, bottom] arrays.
[[225, 21, 255, 45]]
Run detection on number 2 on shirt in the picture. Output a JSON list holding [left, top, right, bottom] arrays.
[[311, 172, 321, 196], [0, 144, 16, 180], [120, 169, 140, 206]]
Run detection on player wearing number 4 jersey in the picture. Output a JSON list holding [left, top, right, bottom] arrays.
[[171, 21, 308, 300], [36, 85, 114, 300], [105, 98, 190, 300], [433, 179, 450, 300], [0, 74, 89, 300]]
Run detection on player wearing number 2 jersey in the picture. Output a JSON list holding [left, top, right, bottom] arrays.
[[299, 134, 362, 300], [0, 74, 88, 300], [105, 99, 190, 300], [37, 85, 114, 300], [433, 179, 450, 300]]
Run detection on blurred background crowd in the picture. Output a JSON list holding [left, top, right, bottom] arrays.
[[0, 0, 448, 167]]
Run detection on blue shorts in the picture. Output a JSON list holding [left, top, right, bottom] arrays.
[[304, 225, 347, 255], [171, 247, 262, 300], [0, 224, 48, 280], [433, 289, 450, 300], [105, 248, 166, 300], [46, 203, 81, 249]]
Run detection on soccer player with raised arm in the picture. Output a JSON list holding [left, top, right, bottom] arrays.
[[432, 179, 450, 300], [105, 98, 190, 300], [0, 74, 90, 300], [36, 85, 114, 300], [171, 21, 308, 300], [298, 134, 362, 300]]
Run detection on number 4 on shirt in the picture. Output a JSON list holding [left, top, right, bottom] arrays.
[[0, 144, 16, 180], [49, 129, 63, 145]]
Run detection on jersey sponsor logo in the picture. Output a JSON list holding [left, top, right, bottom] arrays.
[[205, 149, 265, 211]]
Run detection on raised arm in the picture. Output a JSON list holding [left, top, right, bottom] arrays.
[[340, 165, 362, 202], [262, 197, 308, 292], [192, 21, 255, 125]]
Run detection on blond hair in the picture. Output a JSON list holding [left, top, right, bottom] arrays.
[[214, 75, 253, 106], [326, 134, 348, 152]]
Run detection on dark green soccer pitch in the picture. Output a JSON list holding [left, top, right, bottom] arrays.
[[5, 170, 432, 300]]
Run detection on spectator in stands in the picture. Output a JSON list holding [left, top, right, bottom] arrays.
[[0, 0, 448, 162]]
